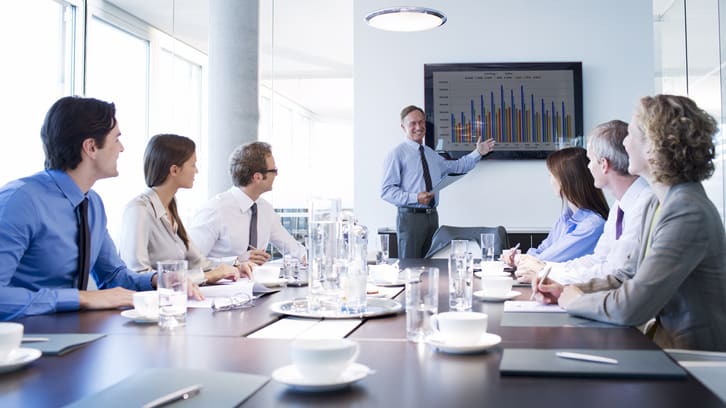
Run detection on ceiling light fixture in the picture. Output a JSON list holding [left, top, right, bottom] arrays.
[[365, 6, 446, 32]]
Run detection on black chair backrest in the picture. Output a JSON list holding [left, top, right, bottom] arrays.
[[424, 225, 509, 259]]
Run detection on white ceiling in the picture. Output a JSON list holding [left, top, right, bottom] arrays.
[[106, 0, 353, 121]]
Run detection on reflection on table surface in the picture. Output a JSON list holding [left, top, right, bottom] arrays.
[[3, 258, 724, 407]]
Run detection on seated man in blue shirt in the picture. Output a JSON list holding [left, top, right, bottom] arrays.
[[0, 96, 159, 320]]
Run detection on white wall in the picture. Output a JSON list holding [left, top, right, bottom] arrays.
[[353, 0, 654, 237]]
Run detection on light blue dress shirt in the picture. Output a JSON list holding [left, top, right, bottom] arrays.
[[527, 207, 606, 262], [0, 170, 154, 320], [381, 139, 480, 207]]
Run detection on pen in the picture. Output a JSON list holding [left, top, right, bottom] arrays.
[[556, 351, 619, 365], [142, 384, 202, 408], [21, 337, 49, 343], [530, 265, 552, 300]]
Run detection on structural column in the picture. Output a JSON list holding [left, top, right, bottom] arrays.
[[208, 0, 259, 196]]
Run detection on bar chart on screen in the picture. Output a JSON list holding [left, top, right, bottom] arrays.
[[424, 62, 583, 159]]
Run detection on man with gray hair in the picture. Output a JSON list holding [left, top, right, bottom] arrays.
[[189, 142, 305, 265], [515, 120, 653, 283]]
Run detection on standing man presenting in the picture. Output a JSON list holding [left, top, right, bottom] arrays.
[[381, 105, 495, 259]]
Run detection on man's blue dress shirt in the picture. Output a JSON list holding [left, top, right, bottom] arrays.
[[527, 207, 606, 262], [0, 170, 154, 320], [381, 139, 480, 207]]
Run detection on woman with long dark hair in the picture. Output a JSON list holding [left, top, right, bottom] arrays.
[[119, 134, 250, 283], [523, 147, 609, 262]]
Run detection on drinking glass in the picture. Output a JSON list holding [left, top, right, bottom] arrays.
[[405, 267, 439, 342], [157, 260, 188, 330], [448, 253, 473, 311], [451, 239, 468, 258], [377, 234, 390, 264], [480, 233, 495, 261]]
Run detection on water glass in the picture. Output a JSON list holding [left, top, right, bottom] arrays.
[[448, 253, 473, 311], [341, 262, 367, 314], [157, 260, 188, 330], [282, 251, 301, 282], [480, 233, 495, 261], [405, 267, 439, 342], [377, 234, 390, 264], [451, 239, 469, 258]]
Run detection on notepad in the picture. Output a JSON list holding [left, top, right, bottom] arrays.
[[23, 333, 106, 355], [65, 368, 269, 407], [500, 348, 688, 379], [500, 312, 621, 328], [503, 300, 566, 313]]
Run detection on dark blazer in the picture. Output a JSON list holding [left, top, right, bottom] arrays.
[[567, 182, 726, 351]]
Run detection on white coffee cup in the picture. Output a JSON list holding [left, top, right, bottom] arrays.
[[369, 264, 398, 283], [481, 261, 506, 275], [132, 291, 159, 317], [431, 311, 488, 345], [481, 276, 514, 297], [290, 339, 359, 380], [254, 265, 281, 283], [0, 322, 23, 362]]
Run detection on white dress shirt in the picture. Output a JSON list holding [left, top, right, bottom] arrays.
[[188, 187, 305, 261], [548, 177, 653, 284], [119, 188, 208, 273]]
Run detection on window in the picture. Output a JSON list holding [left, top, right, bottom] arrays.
[[85, 15, 150, 241], [0, 0, 80, 186]]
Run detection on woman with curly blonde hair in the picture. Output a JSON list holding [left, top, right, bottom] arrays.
[[534, 95, 726, 351]]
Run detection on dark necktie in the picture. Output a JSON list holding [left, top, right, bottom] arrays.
[[419, 145, 435, 207], [77, 197, 90, 290], [249, 202, 258, 248], [615, 206, 624, 240]]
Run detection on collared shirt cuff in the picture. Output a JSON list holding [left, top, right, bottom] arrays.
[[139, 272, 156, 291], [57, 288, 81, 312]]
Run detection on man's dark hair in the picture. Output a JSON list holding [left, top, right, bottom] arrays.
[[41, 96, 117, 170]]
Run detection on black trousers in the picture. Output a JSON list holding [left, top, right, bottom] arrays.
[[396, 209, 439, 259]]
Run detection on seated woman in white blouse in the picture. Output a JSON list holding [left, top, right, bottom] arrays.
[[119, 134, 251, 284]]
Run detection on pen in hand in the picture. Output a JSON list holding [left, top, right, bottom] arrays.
[[530, 265, 552, 300]]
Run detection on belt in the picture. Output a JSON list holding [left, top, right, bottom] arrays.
[[398, 207, 437, 214]]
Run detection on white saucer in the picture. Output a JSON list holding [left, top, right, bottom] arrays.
[[120, 309, 159, 323], [372, 279, 406, 287], [474, 271, 511, 278], [473, 290, 521, 302], [425, 332, 502, 354], [0, 348, 42, 374], [257, 278, 288, 288], [272, 363, 371, 391]]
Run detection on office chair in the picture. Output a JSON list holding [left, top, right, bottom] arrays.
[[424, 225, 509, 259]]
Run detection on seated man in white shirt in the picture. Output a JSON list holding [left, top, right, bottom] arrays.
[[515, 120, 653, 284], [189, 142, 305, 265]]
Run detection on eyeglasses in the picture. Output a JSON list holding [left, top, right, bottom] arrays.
[[258, 168, 278, 174], [212, 292, 257, 312]]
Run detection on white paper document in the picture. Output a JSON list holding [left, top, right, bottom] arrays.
[[503, 300, 566, 313], [431, 173, 465, 194], [187, 280, 255, 308], [248, 317, 362, 339]]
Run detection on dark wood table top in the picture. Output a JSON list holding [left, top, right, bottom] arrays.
[[2, 258, 723, 407]]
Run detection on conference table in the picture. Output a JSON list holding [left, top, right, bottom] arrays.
[[1, 259, 723, 407]]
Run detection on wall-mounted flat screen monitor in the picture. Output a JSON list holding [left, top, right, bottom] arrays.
[[424, 62, 583, 159]]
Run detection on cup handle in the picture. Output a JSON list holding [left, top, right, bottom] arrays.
[[430, 314, 440, 333]]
